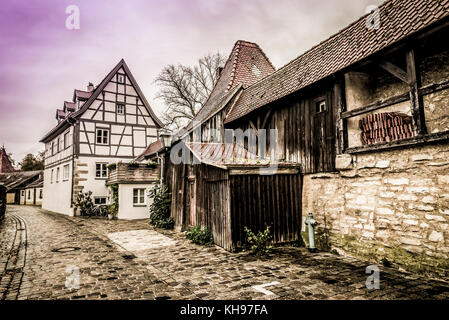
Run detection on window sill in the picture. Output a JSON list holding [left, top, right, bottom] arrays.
[[345, 131, 449, 155], [133, 204, 146, 207]]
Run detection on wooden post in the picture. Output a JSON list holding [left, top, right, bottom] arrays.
[[406, 48, 426, 136], [334, 75, 347, 154]]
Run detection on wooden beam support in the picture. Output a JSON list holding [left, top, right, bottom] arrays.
[[261, 108, 273, 129], [248, 119, 258, 137], [406, 48, 426, 136], [378, 61, 410, 84], [333, 76, 347, 154], [341, 92, 410, 119]]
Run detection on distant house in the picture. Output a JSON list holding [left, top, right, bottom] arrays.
[[39, 59, 162, 216], [24, 175, 44, 206]]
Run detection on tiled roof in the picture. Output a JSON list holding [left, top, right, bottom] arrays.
[[0, 170, 42, 191], [184, 40, 275, 133], [56, 109, 66, 120], [225, 0, 449, 123], [135, 140, 164, 161], [0, 147, 15, 173]]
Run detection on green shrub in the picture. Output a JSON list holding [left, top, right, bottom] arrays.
[[127, 161, 140, 168], [73, 191, 108, 217], [186, 226, 214, 246], [148, 183, 174, 229], [145, 161, 158, 169], [244, 226, 273, 255]]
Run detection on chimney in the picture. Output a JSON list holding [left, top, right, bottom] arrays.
[[87, 82, 94, 92]]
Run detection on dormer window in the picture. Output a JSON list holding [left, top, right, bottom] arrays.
[[116, 104, 125, 115], [117, 74, 125, 84]]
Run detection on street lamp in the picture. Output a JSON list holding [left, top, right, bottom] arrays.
[[161, 133, 172, 149]]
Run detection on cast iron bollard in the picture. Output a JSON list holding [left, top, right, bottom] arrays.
[[305, 213, 317, 252]]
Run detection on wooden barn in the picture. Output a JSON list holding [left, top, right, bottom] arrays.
[[165, 142, 301, 250]]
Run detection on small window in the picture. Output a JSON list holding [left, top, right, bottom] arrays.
[[39, 189, 43, 199], [27, 190, 31, 200], [64, 132, 69, 149], [51, 169, 54, 183], [96, 163, 108, 178], [21, 190, 25, 196], [133, 188, 146, 206], [96, 129, 109, 145], [56, 167, 60, 182], [117, 74, 125, 84], [94, 197, 107, 205], [57, 138, 60, 153], [316, 100, 326, 113], [116, 104, 125, 115], [63, 164, 70, 181], [52, 142, 55, 155]]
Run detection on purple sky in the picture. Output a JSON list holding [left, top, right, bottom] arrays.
[[0, 0, 383, 164]]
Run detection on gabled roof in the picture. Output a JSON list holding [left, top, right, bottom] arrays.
[[0, 146, 15, 173], [73, 89, 93, 101], [40, 59, 163, 143], [225, 0, 449, 123], [135, 140, 164, 161], [184, 40, 275, 134]]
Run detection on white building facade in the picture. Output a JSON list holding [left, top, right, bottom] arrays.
[[40, 59, 162, 216]]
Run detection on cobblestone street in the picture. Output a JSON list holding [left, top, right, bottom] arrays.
[[1, 205, 449, 300]]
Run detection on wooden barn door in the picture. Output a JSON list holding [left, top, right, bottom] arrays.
[[230, 173, 303, 247], [188, 178, 197, 226]]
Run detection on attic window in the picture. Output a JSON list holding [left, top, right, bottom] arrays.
[[117, 74, 125, 84], [117, 104, 125, 115], [252, 65, 262, 77]]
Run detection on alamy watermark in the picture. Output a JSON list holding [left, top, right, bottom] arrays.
[[65, 265, 80, 290], [169, 121, 280, 175], [65, 5, 80, 30], [365, 5, 381, 30], [365, 265, 380, 290]]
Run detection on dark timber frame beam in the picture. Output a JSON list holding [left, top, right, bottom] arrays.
[[406, 48, 426, 136], [378, 61, 410, 84]]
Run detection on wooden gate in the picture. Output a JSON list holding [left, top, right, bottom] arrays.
[[229, 173, 303, 247]]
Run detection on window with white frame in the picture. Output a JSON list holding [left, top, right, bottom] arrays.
[[56, 167, 60, 182], [39, 189, 43, 199], [51, 169, 54, 183], [116, 103, 125, 115], [94, 197, 107, 205], [96, 129, 109, 145], [117, 74, 125, 84], [96, 163, 108, 178], [63, 164, 69, 181], [64, 132, 69, 149], [133, 188, 146, 206]]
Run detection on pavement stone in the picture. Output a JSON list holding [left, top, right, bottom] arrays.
[[1, 205, 449, 300]]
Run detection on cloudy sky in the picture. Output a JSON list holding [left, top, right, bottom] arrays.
[[0, 0, 384, 163]]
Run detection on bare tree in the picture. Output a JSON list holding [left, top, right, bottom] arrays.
[[155, 52, 226, 131]]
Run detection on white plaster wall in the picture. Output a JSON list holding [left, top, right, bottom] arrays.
[[42, 159, 73, 215], [117, 183, 155, 220]]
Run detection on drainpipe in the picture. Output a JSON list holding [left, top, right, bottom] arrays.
[[305, 213, 318, 253]]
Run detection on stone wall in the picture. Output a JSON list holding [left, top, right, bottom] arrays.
[[302, 142, 449, 279]]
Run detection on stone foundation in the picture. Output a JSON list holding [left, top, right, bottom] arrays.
[[302, 142, 449, 280]]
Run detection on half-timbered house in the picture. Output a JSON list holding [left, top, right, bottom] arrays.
[[39, 59, 162, 217]]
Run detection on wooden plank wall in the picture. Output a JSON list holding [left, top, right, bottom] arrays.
[[229, 173, 302, 248], [228, 82, 336, 174]]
